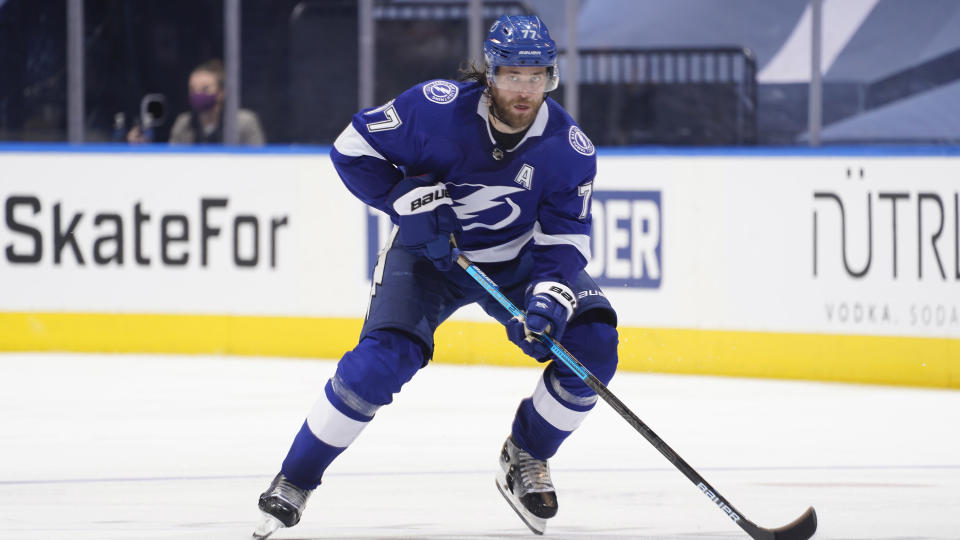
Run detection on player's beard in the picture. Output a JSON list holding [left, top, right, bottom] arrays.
[[489, 88, 543, 131]]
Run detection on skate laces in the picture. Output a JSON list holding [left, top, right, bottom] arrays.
[[515, 448, 554, 493]]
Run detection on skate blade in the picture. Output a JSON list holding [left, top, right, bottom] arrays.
[[252, 513, 284, 539], [495, 474, 547, 535]]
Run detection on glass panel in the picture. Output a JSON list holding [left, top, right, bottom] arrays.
[[83, 0, 225, 143], [4, 0, 958, 146], [284, 0, 359, 144], [0, 0, 68, 141], [812, 0, 960, 145]]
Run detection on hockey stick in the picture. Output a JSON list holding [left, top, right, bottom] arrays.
[[454, 251, 817, 540]]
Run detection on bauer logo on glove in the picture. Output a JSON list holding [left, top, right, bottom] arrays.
[[506, 281, 576, 360], [385, 174, 461, 272], [392, 184, 452, 215]]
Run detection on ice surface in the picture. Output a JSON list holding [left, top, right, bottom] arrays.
[[0, 352, 958, 539]]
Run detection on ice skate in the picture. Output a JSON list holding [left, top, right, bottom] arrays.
[[252, 472, 312, 539], [495, 436, 558, 535]]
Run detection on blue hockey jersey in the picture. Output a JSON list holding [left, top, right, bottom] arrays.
[[330, 80, 597, 286]]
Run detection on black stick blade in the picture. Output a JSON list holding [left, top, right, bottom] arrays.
[[746, 506, 817, 540], [774, 507, 817, 540]]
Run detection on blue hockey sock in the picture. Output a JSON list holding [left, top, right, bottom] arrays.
[[278, 330, 427, 489], [281, 421, 347, 490], [511, 320, 618, 459], [511, 366, 598, 460], [280, 378, 376, 489]]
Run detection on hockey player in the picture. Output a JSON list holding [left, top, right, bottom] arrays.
[[254, 14, 619, 538]]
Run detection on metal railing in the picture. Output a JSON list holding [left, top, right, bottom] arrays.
[[373, 0, 528, 19], [557, 47, 758, 145]]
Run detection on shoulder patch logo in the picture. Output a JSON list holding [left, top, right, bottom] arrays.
[[422, 80, 459, 104], [568, 126, 595, 156]]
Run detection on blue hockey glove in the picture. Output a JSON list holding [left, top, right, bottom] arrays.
[[506, 282, 577, 361], [387, 174, 461, 271]]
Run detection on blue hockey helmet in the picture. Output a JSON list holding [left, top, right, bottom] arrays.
[[483, 15, 559, 92]]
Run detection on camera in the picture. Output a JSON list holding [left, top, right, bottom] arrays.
[[138, 93, 168, 141], [114, 94, 168, 142]]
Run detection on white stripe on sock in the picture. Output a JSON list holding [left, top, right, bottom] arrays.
[[306, 396, 369, 448], [531, 376, 590, 432]]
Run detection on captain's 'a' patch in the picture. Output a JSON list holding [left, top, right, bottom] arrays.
[[514, 164, 534, 189]]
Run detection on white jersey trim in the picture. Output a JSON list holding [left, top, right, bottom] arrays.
[[306, 395, 369, 448], [533, 222, 591, 261], [333, 122, 386, 160], [459, 221, 591, 263], [460, 227, 534, 262], [531, 376, 590, 432]]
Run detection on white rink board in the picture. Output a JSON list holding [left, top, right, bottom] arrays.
[[0, 149, 957, 338], [0, 152, 371, 317], [593, 155, 960, 338]]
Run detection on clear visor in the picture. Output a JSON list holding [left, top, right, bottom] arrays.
[[489, 67, 559, 93]]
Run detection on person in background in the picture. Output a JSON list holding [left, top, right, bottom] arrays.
[[127, 59, 265, 145]]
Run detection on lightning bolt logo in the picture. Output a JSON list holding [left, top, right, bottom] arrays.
[[449, 183, 524, 231]]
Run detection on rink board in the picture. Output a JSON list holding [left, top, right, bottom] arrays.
[[0, 145, 958, 388]]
